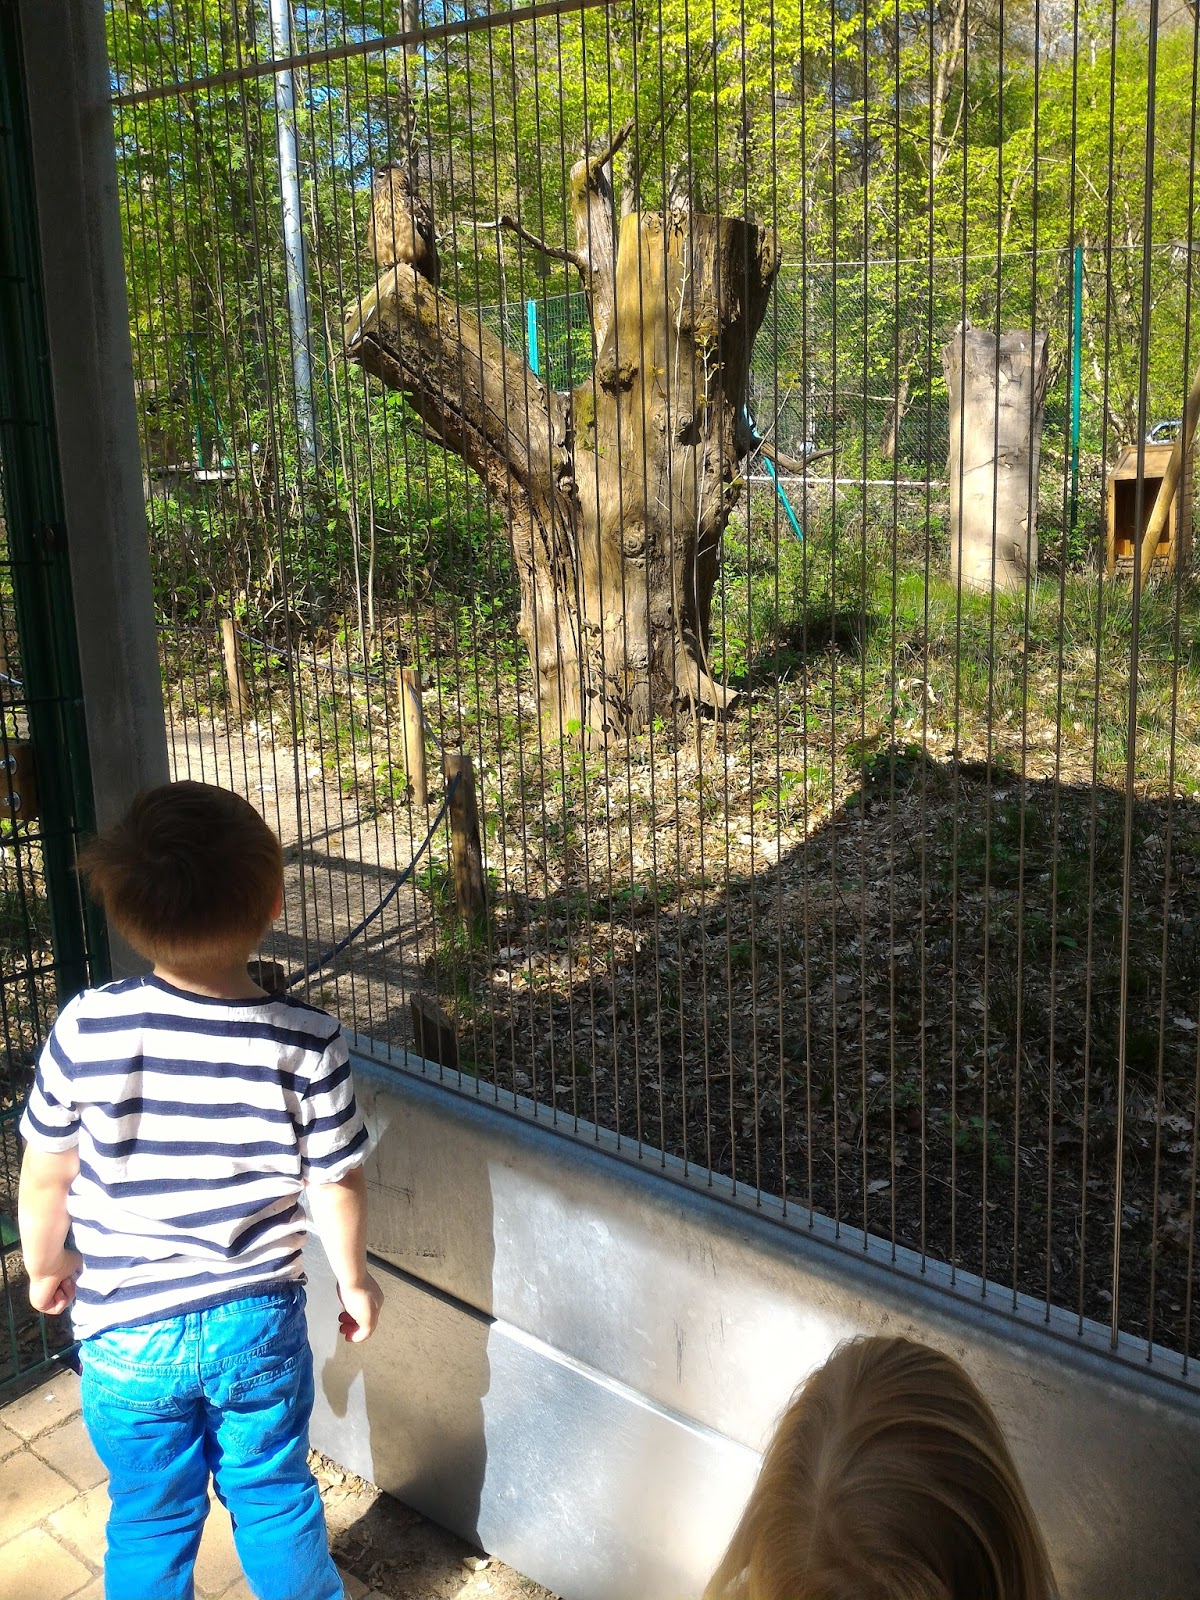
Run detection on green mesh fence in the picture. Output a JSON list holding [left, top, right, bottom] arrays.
[[486, 245, 1190, 517]]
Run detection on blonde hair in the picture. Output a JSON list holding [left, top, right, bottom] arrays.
[[705, 1335, 1057, 1600]]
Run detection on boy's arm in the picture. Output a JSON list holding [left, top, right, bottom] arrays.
[[18, 1147, 82, 1315], [306, 1166, 382, 1342]]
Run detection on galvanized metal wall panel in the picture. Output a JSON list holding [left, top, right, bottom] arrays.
[[306, 1050, 1200, 1600]]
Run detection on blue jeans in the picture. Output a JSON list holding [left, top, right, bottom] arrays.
[[79, 1286, 343, 1600]]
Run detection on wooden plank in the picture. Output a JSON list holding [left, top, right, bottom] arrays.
[[1137, 362, 1200, 585]]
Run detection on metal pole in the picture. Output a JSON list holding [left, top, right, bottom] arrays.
[[1069, 241, 1082, 542], [527, 298, 540, 377], [268, 0, 318, 469]]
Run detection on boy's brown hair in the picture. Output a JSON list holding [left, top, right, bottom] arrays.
[[705, 1335, 1058, 1600], [77, 781, 283, 969]]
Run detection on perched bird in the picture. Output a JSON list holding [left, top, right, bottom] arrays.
[[367, 164, 440, 285]]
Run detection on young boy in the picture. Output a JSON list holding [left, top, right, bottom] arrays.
[[17, 780, 381, 1600]]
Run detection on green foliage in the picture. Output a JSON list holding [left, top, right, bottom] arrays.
[[109, 1, 1200, 646]]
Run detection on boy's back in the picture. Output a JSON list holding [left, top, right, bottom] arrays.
[[23, 973, 366, 1339], [17, 781, 381, 1600]]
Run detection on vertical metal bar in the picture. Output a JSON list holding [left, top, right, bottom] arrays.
[[1113, 0, 1162, 1349], [267, 0, 318, 469], [18, 0, 167, 877]]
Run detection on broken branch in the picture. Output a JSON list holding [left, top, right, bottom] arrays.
[[760, 439, 834, 474], [586, 118, 634, 179], [490, 213, 582, 271]]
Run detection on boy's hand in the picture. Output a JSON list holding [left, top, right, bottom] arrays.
[[337, 1275, 383, 1343], [27, 1248, 82, 1316]]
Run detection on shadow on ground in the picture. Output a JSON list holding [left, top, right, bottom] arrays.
[[450, 746, 1200, 1356]]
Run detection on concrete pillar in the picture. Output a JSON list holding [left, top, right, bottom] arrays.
[[17, 0, 168, 971]]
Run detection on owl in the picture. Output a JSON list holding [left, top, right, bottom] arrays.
[[367, 164, 440, 286]]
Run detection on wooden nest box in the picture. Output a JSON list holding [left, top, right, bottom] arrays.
[[1106, 440, 1193, 577]]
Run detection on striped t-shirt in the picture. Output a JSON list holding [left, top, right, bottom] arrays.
[[19, 974, 368, 1339]]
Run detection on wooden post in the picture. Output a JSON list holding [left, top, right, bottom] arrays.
[[410, 994, 459, 1070], [220, 618, 251, 720], [398, 666, 428, 806], [443, 748, 485, 919], [1137, 359, 1200, 587], [942, 327, 1048, 594]]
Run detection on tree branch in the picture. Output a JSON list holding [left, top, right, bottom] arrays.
[[344, 263, 571, 509], [735, 408, 833, 474], [488, 213, 582, 271], [568, 122, 635, 350], [587, 119, 633, 179], [760, 439, 834, 474]]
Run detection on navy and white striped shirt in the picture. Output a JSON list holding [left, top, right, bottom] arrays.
[[20, 975, 368, 1339]]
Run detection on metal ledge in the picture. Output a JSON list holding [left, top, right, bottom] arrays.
[[344, 1033, 1200, 1402], [302, 1039, 1200, 1599]]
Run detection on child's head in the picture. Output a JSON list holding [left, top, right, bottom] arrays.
[[78, 781, 283, 972], [705, 1335, 1057, 1600]]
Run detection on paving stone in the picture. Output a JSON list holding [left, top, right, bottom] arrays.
[[1, 1369, 82, 1440], [194, 1499, 243, 1600], [339, 1567, 370, 1600], [33, 1415, 107, 1492], [0, 1526, 92, 1600], [0, 1450, 76, 1547], [0, 1423, 21, 1463], [47, 1483, 110, 1569], [67, 1580, 105, 1600]]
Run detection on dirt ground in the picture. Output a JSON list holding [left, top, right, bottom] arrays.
[[166, 673, 1200, 1359], [167, 716, 438, 1056], [314, 1455, 557, 1600]]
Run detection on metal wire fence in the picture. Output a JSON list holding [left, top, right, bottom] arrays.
[[0, 0, 107, 1390], [496, 240, 1190, 512], [101, 0, 1200, 1384]]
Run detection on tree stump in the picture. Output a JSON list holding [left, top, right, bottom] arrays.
[[344, 132, 780, 740], [942, 326, 1049, 594]]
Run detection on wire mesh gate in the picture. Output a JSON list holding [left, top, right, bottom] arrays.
[[0, 0, 107, 1391], [102, 0, 1200, 1383]]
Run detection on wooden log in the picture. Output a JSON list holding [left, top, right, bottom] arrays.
[[247, 958, 288, 994], [398, 665, 428, 807], [443, 747, 485, 919], [1137, 359, 1200, 587], [410, 993, 459, 1070], [220, 618, 251, 720]]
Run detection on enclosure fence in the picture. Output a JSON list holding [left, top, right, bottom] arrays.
[[0, 0, 106, 1390], [492, 243, 1193, 504], [0, 0, 1180, 1390]]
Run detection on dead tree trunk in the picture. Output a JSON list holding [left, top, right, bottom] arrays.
[[345, 133, 780, 740], [942, 326, 1049, 594]]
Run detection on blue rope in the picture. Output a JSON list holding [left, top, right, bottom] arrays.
[[744, 406, 804, 544], [284, 771, 461, 989]]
